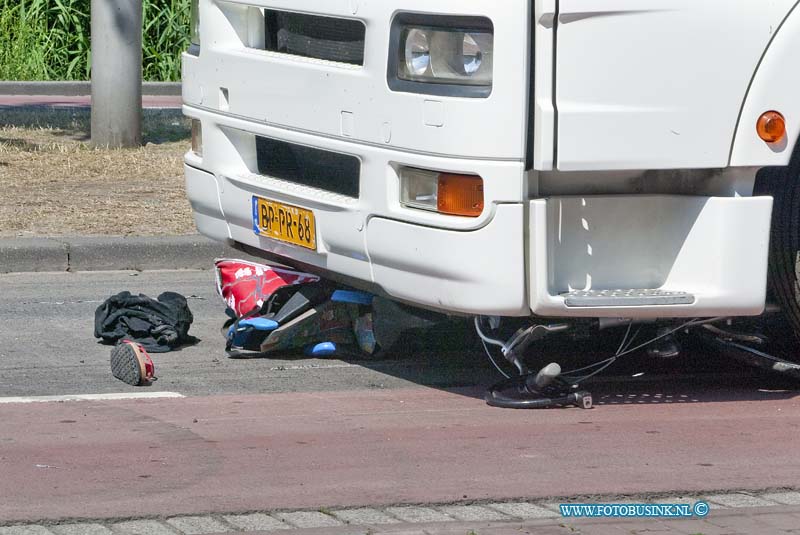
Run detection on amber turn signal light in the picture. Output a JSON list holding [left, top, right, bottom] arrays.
[[757, 111, 786, 143], [437, 173, 484, 217]]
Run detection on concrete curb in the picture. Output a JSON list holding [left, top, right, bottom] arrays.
[[0, 81, 181, 97], [0, 236, 258, 273]]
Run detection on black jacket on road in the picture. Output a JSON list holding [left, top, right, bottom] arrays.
[[94, 291, 195, 352]]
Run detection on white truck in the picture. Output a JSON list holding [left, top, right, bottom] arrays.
[[182, 0, 800, 352]]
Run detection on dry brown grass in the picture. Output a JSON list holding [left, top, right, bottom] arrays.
[[0, 109, 196, 237]]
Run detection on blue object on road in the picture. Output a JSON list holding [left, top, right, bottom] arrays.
[[305, 342, 337, 357], [227, 317, 280, 350], [331, 290, 374, 306], [238, 317, 280, 331]]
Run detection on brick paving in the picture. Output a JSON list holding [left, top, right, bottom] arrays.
[[1, 494, 799, 535], [165, 516, 230, 534], [223, 513, 292, 531]]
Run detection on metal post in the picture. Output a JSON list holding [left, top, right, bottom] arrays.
[[91, 0, 142, 148]]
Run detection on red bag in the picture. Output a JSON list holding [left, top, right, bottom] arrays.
[[215, 259, 319, 317]]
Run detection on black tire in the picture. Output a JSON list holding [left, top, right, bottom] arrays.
[[757, 141, 800, 342]]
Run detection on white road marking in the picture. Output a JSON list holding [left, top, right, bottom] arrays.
[[267, 363, 357, 371], [0, 392, 185, 404]]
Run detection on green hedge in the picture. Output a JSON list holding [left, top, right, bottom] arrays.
[[0, 0, 190, 82]]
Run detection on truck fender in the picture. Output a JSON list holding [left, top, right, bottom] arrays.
[[731, 2, 800, 167]]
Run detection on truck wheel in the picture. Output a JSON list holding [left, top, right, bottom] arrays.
[[758, 146, 800, 341]]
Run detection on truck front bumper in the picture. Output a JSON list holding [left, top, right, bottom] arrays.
[[184, 107, 529, 316], [186, 106, 774, 318]]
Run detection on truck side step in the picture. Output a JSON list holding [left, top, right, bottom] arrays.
[[562, 289, 696, 307]]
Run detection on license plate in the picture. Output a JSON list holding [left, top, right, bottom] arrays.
[[252, 196, 316, 250]]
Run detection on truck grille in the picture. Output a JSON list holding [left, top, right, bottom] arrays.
[[264, 10, 366, 66], [255, 136, 360, 198]]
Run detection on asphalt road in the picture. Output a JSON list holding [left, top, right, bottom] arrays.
[[2, 270, 797, 399], [0, 270, 495, 398], [2, 270, 800, 529]]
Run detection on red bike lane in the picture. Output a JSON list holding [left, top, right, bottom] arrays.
[[0, 94, 181, 108], [1, 384, 798, 523]]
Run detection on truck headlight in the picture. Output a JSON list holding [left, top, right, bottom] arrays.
[[404, 29, 431, 76], [190, 0, 200, 46], [389, 14, 493, 97], [400, 28, 493, 85]]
